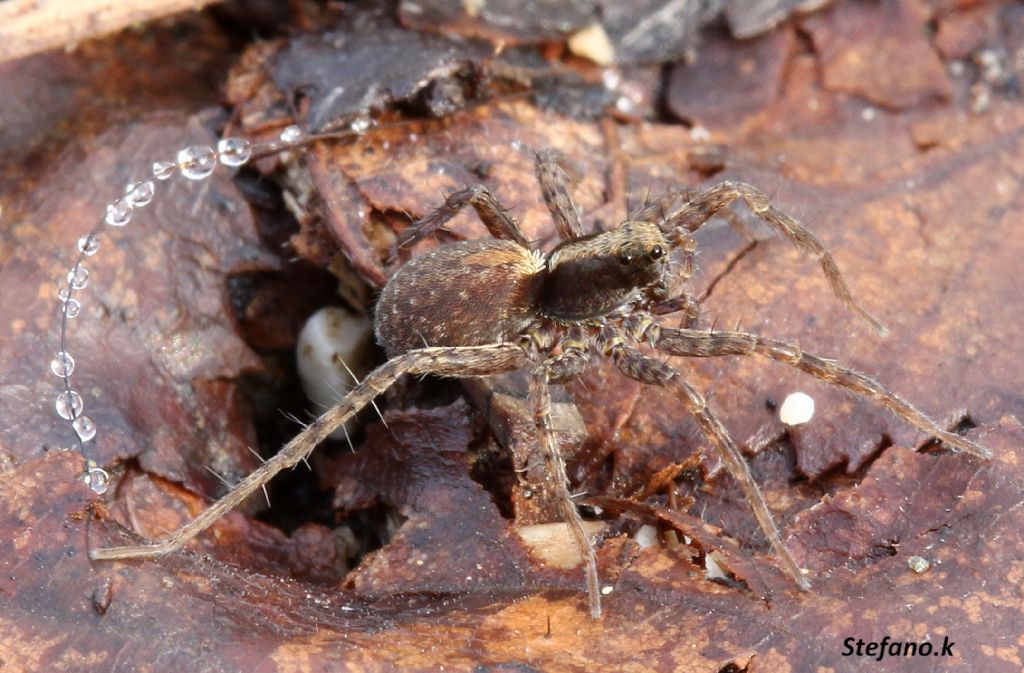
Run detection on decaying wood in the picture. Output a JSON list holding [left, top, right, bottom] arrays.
[[0, 0, 224, 64], [2, 1, 1024, 671]]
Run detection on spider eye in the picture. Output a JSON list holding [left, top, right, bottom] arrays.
[[618, 251, 634, 265], [650, 245, 664, 260]]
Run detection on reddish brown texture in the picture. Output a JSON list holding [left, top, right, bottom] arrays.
[[935, 5, 992, 59], [803, 0, 954, 109], [319, 400, 537, 596], [0, 116, 273, 498], [4, 420, 1022, 671], [108, 467, 349, 584], [668, 26, 796, 131], [298, 100, 607, 286], [3, 1, 1024, 672]]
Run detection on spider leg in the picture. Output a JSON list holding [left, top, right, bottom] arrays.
[[393, 184, 530, 256], [649, 294, 702, 327], [534, 149, 584, 241], [91, 343, 529, 561], [611, 344, 810, 590], [654, 327, 992, 460], [530, 348, 602, 618], [649, 181, 887, 335]]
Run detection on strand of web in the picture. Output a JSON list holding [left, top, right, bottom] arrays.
[[50, 117, 375, 494]]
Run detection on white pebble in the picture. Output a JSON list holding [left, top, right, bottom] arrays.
[[633, 524, 659, 549], [567, 23, 615, 67], [779, 391, 815, 426], [704, 552, 728, 581]]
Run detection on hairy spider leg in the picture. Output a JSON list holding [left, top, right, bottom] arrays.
[[610, 343, 811, 590], [90, 343, 529, 560], [640, 182, 888, 336], [633, 188, 758, 244], [531, 350, 602, 618], [534, 149, 584, 241], [393, 184, 530, 256], [654, 327, 991, 460]]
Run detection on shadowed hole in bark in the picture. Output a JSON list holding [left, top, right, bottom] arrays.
[[717, 662, 749, 673], [338, 501, 409, 569], [468, 438, 517, 520]]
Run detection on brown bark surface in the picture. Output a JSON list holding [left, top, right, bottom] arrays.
[[1, 2, 1023, 672]]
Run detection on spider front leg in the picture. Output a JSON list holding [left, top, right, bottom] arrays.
[[393, 184, 530, 254], [654, 327, 992, 460], [91, 343, 529, 561], [530, 348, 602, 618], [534, 149, 584, 241], [611, 344, 810, 590], [648, 182, 887, 335]]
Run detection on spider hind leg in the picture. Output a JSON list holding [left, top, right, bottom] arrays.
[[611, 343, 811, 591]]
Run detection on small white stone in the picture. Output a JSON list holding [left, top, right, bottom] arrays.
[[296, 307, 374, 439], [907, 555, 931, 574], [567, 23, 615, 67], [600, 585, 614, 596], [704, 552, 728, 581], [690, 125, 711, 142], [779, 391, 815, 426], [633, 524, 659, 549]]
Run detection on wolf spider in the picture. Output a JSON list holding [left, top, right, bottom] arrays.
[[91, 149, 992, 619]]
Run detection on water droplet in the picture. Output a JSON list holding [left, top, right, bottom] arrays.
[[280, 125, 304, 143], [152, 160, 176, 180], [177, 145, 217, 180], [105, 199, 132, 227], [349, 116, 373, 134], [63, 298, 81, 318], [84, 467, 109, 494], [55, 390, 83, 420], [77, 233, 100, 256], [67, 265, 89, 290], [73, 415, 97, 442], [125, 180, 155, 207], [217, 137, 252, 166], [58, 286, 71, 302], [50, 351, 75, 377]]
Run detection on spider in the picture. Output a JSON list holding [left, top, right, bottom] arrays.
[[90, 149, 993, 619]]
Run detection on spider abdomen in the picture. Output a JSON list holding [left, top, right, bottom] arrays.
[[375, 239, 545, 356]]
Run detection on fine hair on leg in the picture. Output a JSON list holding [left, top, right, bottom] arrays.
[[653, 327, 991, 459], [91, 343, 528, 561], [393, 184, 530, 254], [641, 182, 887, 335], [611, 343, 810, 590], [534, 149, 584, 241], [531, 349, 602, 618]]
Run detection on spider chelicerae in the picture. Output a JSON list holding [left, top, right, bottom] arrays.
[[91, 148, 992, 619]]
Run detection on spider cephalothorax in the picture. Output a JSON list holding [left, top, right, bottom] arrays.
[[91, 147, 992, 620]]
